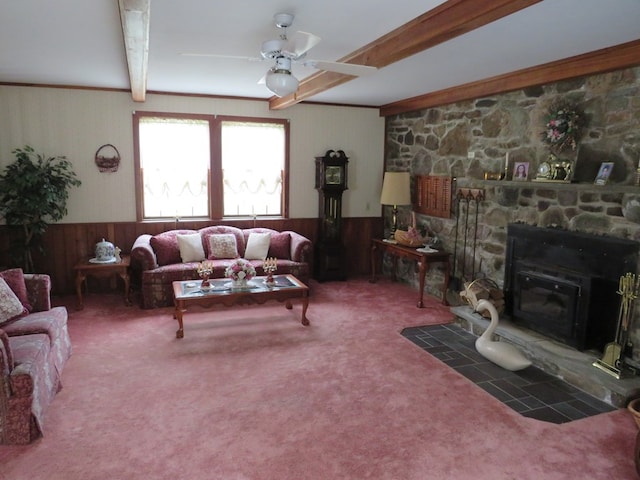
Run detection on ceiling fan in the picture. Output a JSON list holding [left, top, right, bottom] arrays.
[[185, 13, 377, 97]]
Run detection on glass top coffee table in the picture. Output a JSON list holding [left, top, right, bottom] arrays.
[[171, 274, 309, 338]]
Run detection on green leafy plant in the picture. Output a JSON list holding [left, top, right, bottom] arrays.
[[0, 146, 81, 272]]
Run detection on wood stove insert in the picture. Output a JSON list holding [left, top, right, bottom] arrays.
[[505, 224, 639, 351]]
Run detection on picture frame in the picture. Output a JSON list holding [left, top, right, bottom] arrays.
[[512, 162, 529, 181], [594, 162, 614, 185]]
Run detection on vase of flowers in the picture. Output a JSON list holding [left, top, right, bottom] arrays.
[[225, 258, 256, 288]]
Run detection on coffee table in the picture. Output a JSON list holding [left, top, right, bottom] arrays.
[[171, 274, 309, 338]]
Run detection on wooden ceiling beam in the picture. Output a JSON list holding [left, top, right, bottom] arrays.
[[269, 0, 542, 110], [379, 38, 640, 117], [118, 0, 150, 102]]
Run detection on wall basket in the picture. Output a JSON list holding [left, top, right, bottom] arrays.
[[95, 144, 121, 172]]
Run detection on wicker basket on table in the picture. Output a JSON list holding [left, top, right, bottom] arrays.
[[394, 229, 427, 247]]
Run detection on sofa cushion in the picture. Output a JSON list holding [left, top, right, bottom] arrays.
[[177, 233, 206, 262], [0, 278, 28, 327], [245, 232, 271, 260], [0, 268, 32, 312], [150, 230, 197, 266], [207, 234, 239, 259], [268, 232, 291, 259]]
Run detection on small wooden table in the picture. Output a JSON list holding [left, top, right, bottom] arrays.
[[74, 254, 131, 310], [370, 239, 450, 308], [172, 274, 310, 339]]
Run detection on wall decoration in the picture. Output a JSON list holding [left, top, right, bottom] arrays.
[[95, 144, 121, 172], [541, 102, 583, 153]]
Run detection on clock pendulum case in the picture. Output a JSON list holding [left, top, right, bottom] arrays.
[[314, 150, 348, 281]]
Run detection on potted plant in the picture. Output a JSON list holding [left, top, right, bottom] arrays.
[[0, 146, 81, 272]]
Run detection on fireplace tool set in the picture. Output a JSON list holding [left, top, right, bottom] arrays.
[[594, 272, 640, 379], [451, 188, 485, 291]]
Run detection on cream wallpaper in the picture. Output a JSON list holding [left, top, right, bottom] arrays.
[[0, 86, 385, 222]]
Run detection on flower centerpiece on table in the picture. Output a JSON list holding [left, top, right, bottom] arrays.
[[225, 258, 256, 286], [541, 102, 583, 153]]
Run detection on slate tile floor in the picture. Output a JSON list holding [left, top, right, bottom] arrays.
[[401, 323, 616, 424]]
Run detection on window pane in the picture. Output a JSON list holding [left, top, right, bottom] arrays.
[[139, 118, 210, 218], [221, 121, 284, 216]]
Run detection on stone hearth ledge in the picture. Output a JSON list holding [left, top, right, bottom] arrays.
[[451, 306, 640, 408]]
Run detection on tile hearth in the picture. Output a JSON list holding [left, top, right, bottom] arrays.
[[450, 305, 640, 408], [402, 323, 615, 424]]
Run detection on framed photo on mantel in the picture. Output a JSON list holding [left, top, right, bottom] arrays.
[[512, 162, 529, 181], [594, 162, 614, 185]]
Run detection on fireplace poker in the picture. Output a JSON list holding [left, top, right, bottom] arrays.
[[461, 191, 471, 281], [450, 192, 461, 291]]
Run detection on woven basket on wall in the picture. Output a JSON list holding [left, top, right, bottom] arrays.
[[95, 144, 121, 172]]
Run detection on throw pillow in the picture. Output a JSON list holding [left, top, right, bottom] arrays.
[[177, 233, 206, 262], [0, 278, 28, 327], [244, 232, 271, 260], [0, 268, 32, 312], [208, 234, 239, 259], [268, 232, 291, 259]]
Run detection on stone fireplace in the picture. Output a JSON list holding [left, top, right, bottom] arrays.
[[504, 223, 639, 352]]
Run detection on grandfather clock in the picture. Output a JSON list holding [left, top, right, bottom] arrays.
[[315, 150, 348, 281]]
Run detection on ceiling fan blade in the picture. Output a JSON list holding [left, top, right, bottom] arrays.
[[283, 31, 321, 58], [181, 53, 263, 62], [302, 60, 377, 77], [257, 73, 267, 85]]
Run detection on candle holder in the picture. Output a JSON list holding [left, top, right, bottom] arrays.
[[263, 257, 277, 286], [197, 260, 215, 287]]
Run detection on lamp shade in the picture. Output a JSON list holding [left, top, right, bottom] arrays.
[[380, 171, 411, 206]]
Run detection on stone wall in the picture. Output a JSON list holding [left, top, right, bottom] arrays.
[[384, 66, 640, 357]]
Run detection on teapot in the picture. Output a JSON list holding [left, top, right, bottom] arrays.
[[95, 238, 115, 262]]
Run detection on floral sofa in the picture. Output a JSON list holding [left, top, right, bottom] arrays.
[[0, 269, 71, 444], [130, 226, 313, 309]]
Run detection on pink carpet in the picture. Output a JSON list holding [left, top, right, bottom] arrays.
[[0, 278, 637, 479]]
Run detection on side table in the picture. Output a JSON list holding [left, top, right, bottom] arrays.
[[74, 254, 131, 310], [370, 239, 450, 308]]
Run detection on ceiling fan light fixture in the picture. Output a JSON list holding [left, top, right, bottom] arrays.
[[265, 69, 299, 97]]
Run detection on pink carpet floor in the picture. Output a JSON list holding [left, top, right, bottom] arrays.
[[0, 278, 638, 479]]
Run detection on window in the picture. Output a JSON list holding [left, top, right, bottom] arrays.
[[133, 112, 289, 220]]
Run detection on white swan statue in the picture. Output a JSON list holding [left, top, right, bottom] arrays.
[[474, 299, 532, 371]]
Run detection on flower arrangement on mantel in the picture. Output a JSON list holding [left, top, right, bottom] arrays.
[[541, 101, 584, 153], [225, 258, 256, 282]]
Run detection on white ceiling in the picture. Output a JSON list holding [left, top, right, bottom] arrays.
[[1, 0, 640, 108]]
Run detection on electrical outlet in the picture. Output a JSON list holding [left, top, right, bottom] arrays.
[[467, 151, 475, 159]]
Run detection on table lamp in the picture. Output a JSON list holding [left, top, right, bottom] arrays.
[[380, 171, 411, 237]]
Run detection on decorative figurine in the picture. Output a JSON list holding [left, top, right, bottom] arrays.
[[263, 257, 277, 286], [197, 260, 215, 287], [114, 246, 122, 263]]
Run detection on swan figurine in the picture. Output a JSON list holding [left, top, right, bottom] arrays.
[[474, 299, 532, 371]]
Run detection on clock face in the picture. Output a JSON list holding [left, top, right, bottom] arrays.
[[325, 166, 342, 185], [537, 162, 551, 179]]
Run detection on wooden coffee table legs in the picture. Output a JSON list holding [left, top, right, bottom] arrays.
[[174, 297, 309, 338], [286, 297, 309, 326], [174, 303, 186, 339]]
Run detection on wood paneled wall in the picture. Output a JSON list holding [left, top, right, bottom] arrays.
[[0, 217, 383, 295]]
